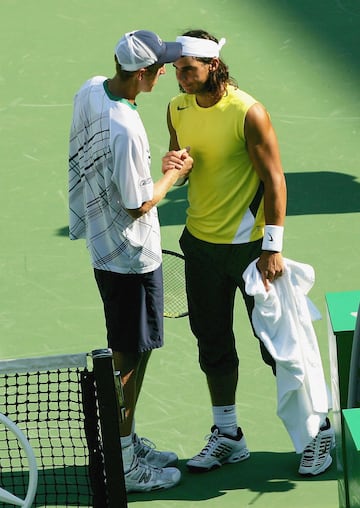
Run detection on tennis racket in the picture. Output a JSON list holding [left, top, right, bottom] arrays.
[[0, 413, 38, 508], [162, 249, 188, 318]]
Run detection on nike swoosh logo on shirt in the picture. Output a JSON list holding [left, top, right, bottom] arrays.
[[177, 106, 189, 111]]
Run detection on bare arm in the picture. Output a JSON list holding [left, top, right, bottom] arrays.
[[164, 104, 190, 186], [244, 102, 287, 289], [167, 105, 181, 151]]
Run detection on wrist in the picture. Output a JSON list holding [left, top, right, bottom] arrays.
[[164, 168, 181, 184], [262, 225, 284, 252], [173, 175, 188, 186]]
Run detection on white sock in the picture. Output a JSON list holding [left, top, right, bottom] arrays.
[[212, 405, 238, 437], [121, 436, 134, 473]]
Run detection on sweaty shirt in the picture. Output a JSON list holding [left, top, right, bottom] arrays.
[[169, 85, 265, 244]]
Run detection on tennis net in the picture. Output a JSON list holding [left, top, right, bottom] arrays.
[[0, 352, 107, 507]]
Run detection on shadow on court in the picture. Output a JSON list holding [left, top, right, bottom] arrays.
[[267, 0, 360, 74], [156, 170, 360, 227], [0, 466, 92, 507], [285, 171, 360, 216], [127, 451, 337, 503], [56, 169, 360, 236]]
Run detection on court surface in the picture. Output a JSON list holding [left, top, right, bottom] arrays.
[[1, 0, 359, 506]]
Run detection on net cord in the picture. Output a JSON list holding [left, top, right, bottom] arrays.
[[0, 353, 88, 374]]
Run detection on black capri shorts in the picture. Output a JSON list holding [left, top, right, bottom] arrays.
[[180, 228, 275, 376], [94, 265, 164, 353]]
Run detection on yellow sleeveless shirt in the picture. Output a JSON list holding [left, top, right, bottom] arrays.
[[169, 85, 265, 244]]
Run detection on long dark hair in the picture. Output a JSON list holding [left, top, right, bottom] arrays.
[[180, 29, 238, 94]]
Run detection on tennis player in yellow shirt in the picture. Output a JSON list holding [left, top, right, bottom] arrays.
[[166, 29, 333, 477]]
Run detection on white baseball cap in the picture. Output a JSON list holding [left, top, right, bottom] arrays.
[[115, 30, 182, 71]]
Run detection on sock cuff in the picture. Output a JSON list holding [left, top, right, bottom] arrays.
[[212, 405, 238, 436], [212, 405, 236, 416], [121, 434, 133, 449]]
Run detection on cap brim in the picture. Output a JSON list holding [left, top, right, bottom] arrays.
[[157, 41, 182, 65]]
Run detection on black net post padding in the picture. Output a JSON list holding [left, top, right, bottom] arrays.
[[80, 368, 107, 508], [92, 349, 127, 508]]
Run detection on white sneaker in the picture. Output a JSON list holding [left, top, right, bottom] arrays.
[[187, 426, 250, 472], [125, 455, 181, 493], [298, 418, 335, 476], [133, 434, 178, 467]]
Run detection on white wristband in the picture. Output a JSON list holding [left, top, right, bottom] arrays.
[[262, 225, 284, 252]]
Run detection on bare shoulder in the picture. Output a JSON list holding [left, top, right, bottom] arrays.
[[245, 102, 274, 142], [246, 102, 271, 125]]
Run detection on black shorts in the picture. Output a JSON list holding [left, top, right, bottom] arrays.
[[94, 266, 164, 353], [180, 228, 275, 375]]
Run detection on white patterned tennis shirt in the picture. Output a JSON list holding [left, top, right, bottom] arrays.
[[69, 76, 162, 274]]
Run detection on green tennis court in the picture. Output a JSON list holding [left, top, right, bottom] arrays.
[[1, 0, 359, 506]]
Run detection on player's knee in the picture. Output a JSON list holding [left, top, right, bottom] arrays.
[[199, 350, 239, 377]]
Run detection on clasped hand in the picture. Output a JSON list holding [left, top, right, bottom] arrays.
[[162, 148, 193, 178]]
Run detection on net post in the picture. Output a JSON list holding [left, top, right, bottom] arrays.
[[92, 348, 127, 508], [80, 369, 107, 508]]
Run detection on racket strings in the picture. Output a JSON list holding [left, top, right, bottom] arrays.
[[162, 251, 188, 318]]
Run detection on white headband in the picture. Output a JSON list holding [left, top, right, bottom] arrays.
[[176, 36, 226, 58]]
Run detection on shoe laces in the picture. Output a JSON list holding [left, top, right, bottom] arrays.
[[138, 436, 156, 450], [135, 436, 157, 459], [198, 428, 220, 456], [302, 439, 317, 460]]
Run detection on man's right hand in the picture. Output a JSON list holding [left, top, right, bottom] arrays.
[[162, 148, 193, 178]]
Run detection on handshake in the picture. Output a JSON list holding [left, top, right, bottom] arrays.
[[161, 147, 193, 186]]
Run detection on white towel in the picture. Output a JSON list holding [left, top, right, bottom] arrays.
[[243, 258, 330, 453]]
